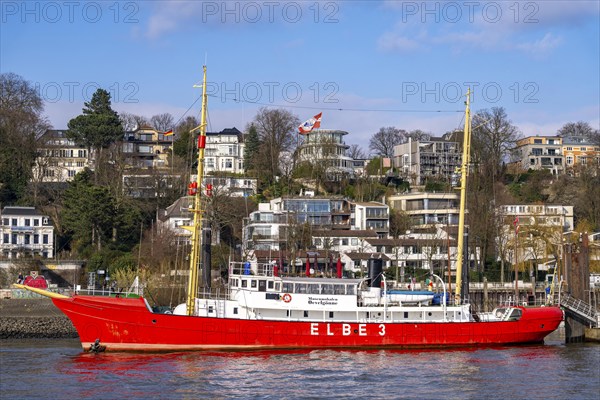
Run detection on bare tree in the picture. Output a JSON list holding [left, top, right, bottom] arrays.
[[252, 108, 300, 184], [150, 113, 175, 132], [557, 121, 595, 137], [347, 144, 366, 160], [369, 127, 406, 158], [406, 129, 432, 142], [0, 72, 50, 205], [119, 112, 149, 131], [472, 107, 520, 181]]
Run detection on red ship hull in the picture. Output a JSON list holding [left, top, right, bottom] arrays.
[[53, 295, 563, 352]]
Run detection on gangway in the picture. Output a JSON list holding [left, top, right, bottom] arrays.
[[558, 293, 599, 327]]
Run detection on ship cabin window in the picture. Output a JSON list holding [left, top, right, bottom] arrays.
[[233, 307, 238, 315], [322, 284, 334, 294], [508, 309, 522, 320], [307, 284, 320, 294], [283, 282, 293, 292], [241, 280, 248, 288], [304, 311, 309, 318], [208, 306, 214, 313], [329, 312, 334, 318], [334, 285, 345, 295], [251, 280, 257, 288], [268, 281, 274, 290], [286, 310, 290, 317], [347, 286, 355, 295], [365, 312, 370, 319], [295, 283, 307, 294], [275, 283, 281, 292], [404, 312, 409, 319]]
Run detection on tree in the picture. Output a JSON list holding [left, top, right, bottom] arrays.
[[67, 89, 124, 150], [252, 108, 299, 185], [369, 127, 406, 158], [557, 121, 595, 138], [119, 112, 148, 131], [173, 116, 199, 160], [406, 129, 432, 142], [67, 89, 124, 184], [150, 113, 175, 132], [471, 107, 520, 181], [0, 72, 50, 205], [244, 123, 260, 173], [347, 144, 366, 160], [62, 169, 117, 254]]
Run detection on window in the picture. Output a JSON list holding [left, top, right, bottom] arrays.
[[251, 280, 257, 288], [3, 234, 8, 243], [34, 235, 39, 244], [233, 307, 238, 315], [303, 311, 309, 318], [24, 235, 30, 245], [25, 219, 30, 226], [33, 219, 39, 226], [12, 234, 17, 244], [43, 234, 49, 244], [68, 170, 76, 177], [342, 239, 348, 246], [2, 218, 7, 225], [12, 219, 17, 226]]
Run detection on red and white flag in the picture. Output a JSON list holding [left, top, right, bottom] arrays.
[[513, 216, 519, 233], [298, 112, 322, 134]]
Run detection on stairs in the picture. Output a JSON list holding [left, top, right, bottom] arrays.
[[559, 293, 599, 327]]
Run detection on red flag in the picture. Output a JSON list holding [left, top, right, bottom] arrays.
[[298, 112, 322, 134], [513, 216, 519, 233]]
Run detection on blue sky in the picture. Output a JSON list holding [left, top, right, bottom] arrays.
[[2, 0, 599, 151]]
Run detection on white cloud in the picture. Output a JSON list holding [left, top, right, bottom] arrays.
[[515, 33, 564, 57], [377, 32, 420, 52]]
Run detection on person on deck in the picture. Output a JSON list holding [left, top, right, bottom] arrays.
[[17, 272, 24, 284]]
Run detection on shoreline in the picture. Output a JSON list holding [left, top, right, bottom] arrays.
[[0, 298, 78, 339]]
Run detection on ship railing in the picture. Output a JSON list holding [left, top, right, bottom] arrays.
[[75, 288, 142, 298], [229, 261, 276, 278], [196, 286, 230, 301]]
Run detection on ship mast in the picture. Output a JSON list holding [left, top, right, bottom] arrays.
[[454, 88, 471, 305], [184, 65, 208, 316]]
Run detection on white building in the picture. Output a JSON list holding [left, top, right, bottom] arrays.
[[393, 137, 461, 186], [204, 128, 245, 174], [297, 129, 355, 180], [388, 191, 460, 226], [33, 129, 91, 182], [0, 207, 54, 259]]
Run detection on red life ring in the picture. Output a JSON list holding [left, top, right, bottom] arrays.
[[282, 293, 292, 303]]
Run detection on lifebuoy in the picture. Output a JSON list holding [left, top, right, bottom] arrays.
[[282, 293, 292, 303]]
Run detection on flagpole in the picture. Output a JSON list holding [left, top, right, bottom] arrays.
[[514, 217, 519, 304]]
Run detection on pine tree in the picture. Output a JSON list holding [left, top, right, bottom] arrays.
[[244, 123, 260, 173], [67, 88, 123, 150]]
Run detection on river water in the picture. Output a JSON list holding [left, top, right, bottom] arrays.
[[1, 332, 599, 399]]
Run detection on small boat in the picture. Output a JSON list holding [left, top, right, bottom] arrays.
[[385, 290, 435, 305], [15, 70, 563, 352]]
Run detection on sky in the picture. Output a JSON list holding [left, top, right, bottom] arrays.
[[2, 0, 599, 151]]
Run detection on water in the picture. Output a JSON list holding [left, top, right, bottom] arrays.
[[1, 334, 599, 400]]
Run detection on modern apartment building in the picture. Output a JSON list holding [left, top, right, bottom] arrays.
[[296, 129, 355, 180], [388, 191, 460, 227], [0, 207, 54, 259], [122, 127, 174, 169], [243, 196, 389, 251], [393, 137, 461, 186], [511, 136, 564, 174]]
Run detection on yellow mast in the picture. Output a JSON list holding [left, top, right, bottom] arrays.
[[183, 65, 208, 316], [455, 88, 471, 305]]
